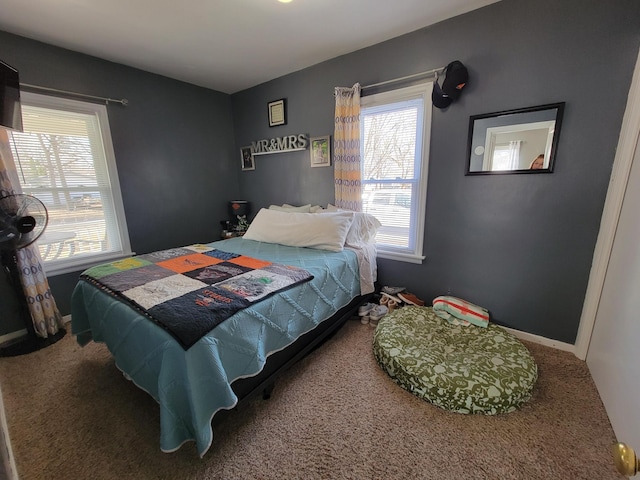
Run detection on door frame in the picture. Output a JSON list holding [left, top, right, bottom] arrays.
[[574, 47, 640, 360]]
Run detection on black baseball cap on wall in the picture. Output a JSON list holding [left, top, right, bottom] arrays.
[[442, 60, 468, 100], [432, 77, 452, 109]]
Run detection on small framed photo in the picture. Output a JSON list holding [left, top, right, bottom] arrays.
[[240, 146, 255, 171], [268, 98, 286, 127], [310, 135, 331, 168]]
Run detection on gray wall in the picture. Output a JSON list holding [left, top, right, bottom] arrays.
[[231, 0, 640, 343], [1, 0, 638, 343], [0, 31, 239, 326]]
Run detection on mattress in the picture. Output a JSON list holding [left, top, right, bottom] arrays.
[[71, 238, 362, 456]]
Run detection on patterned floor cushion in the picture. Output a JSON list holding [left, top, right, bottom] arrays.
[[373, 306, 538, 414]]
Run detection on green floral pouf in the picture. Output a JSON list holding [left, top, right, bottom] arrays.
[[373, 306, 538, 414]]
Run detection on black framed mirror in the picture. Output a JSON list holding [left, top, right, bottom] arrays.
[[466, 102, 565, 175]]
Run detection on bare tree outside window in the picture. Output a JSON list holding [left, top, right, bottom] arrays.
[[361, 103, 421, 249], [362, 107, 417, 183], [7, 92, 130, 272]]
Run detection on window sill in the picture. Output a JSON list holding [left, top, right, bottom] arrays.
[[376, 250, 425, 264], [43, 251, 135, 276]]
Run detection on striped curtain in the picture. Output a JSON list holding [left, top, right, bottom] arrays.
[[0, 129, 64, 338], [334, 83, 362, 211]]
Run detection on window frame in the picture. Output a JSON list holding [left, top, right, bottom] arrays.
[[12, 91, 132, 275], [360, 82, 432, 264]]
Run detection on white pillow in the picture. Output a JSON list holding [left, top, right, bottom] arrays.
[[281, 204, 325, 213], [326, 203, 340, 212], [322, 205, 381, 245], [346, 212, 381, 245], [243, 208, 354, 252], [269, 204, 312, 213]]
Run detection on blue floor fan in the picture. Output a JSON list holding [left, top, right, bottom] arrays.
[[0, 193, 66, 357]]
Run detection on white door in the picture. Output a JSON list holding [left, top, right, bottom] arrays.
[[586, 107, 640, 454]]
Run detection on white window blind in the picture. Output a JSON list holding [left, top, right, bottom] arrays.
[[8, 92, 131, 275], [360, 83, 432, 263]]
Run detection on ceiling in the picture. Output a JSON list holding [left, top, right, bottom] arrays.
[[0, 0, 500, 94]]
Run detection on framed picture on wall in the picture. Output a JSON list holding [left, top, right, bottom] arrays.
[[310, 135, 331, 167], [240, 146, 255, 171], [268, 98, 287, 127]]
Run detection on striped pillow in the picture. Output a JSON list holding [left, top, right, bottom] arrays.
[[432, 296, 490, 328]]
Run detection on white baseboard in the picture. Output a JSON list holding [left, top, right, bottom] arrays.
[[501, 325, 575, 354], [0, 330, 27, 347], [0, 315, 71, 346]]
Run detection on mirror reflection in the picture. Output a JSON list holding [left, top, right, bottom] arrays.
[[466, 103, 565, 175]]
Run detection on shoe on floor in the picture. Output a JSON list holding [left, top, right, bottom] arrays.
[[358, 302, 377, 316], [381, 286, 406, 295], [381, 292, 402, 304], [398, 292, 425, 306], [369, 304, 389, 322], [360, 316, 369, 325], [380, 295, 400, 311]]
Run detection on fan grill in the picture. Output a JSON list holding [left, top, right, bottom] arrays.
[[0, 194, 49, 250]]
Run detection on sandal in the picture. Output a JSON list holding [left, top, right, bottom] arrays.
[[398, 292, 425, 306], [381, 292, 402, 304]]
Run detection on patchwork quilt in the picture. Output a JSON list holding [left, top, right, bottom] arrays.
[[80, 244, 314, 349]]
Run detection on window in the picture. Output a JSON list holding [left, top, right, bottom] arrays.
[[360, 82, 432, 263], [8, 92, 131, 275], [486, 141, 522, 171]]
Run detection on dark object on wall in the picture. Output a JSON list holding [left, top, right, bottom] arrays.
[[268, 98, 286, 127], [432, 76, 453, 109], [442, 60, 469, 101], [432, 61, 469, 109], [466, 102, 565, 175], [0, 60, 23, 132], [0, 194, 65, 356]]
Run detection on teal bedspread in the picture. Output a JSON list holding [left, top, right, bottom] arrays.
[[71, 238, 361, 457]]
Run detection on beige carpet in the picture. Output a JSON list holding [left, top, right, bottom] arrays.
[[0, 318, 623, 480]]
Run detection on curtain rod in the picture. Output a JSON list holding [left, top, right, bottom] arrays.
[[19, 83, 129, 106], [362, 66, 446, 90]]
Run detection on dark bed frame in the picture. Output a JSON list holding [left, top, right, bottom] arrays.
[[223, 294, 366, 414]]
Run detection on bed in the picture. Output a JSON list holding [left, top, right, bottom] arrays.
[[71, 208, 378, 457]]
